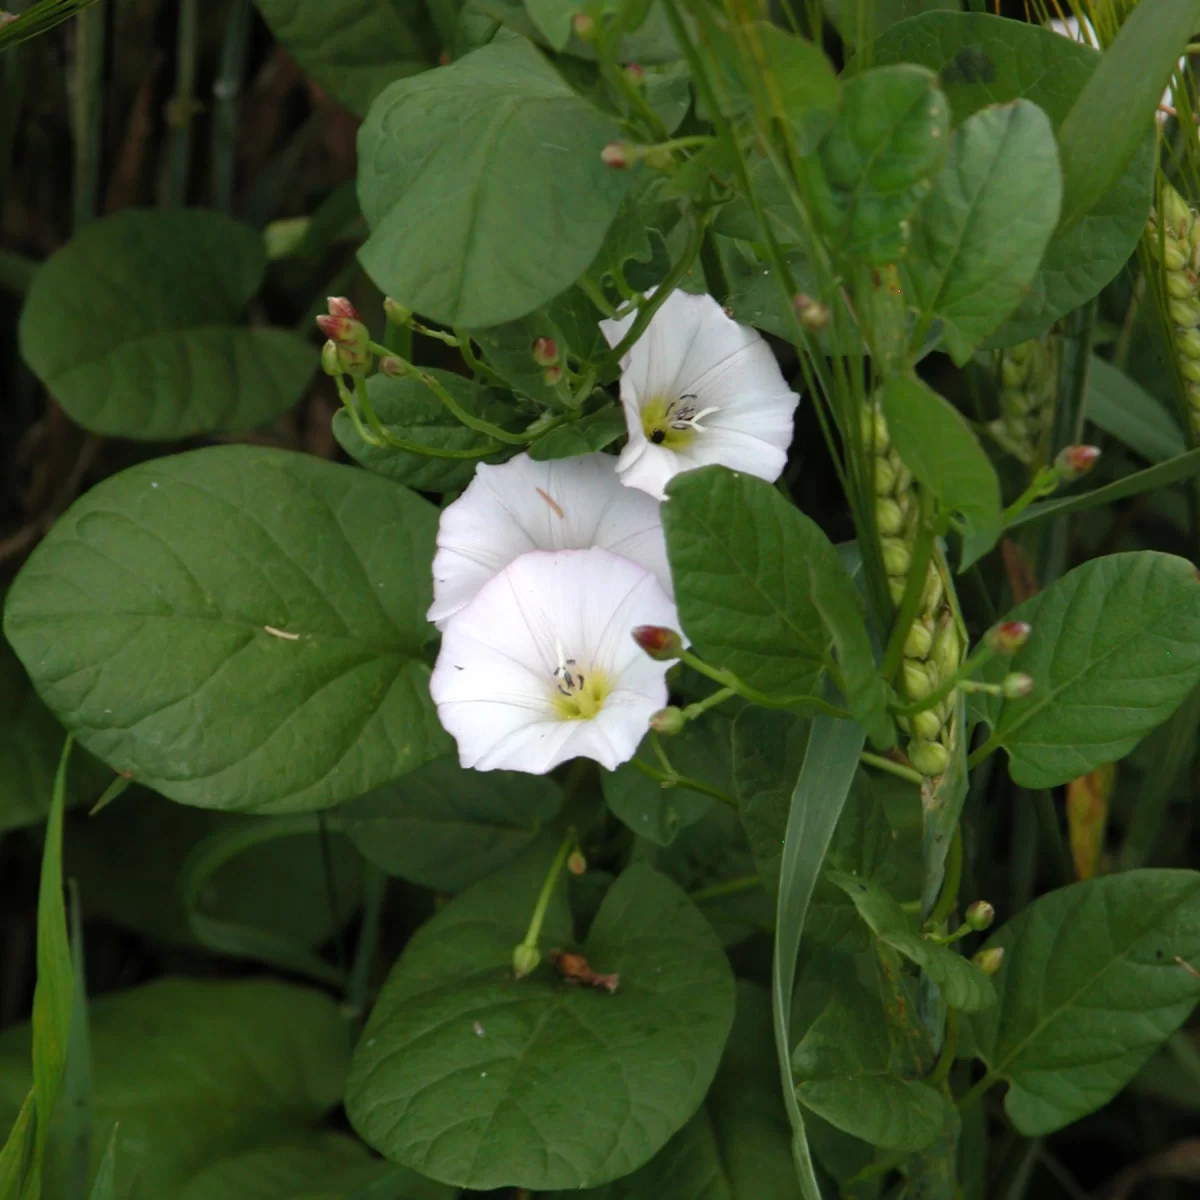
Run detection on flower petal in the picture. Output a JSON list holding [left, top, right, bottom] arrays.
[[428, 452, 671, 629], [430, 548, 677, 774]]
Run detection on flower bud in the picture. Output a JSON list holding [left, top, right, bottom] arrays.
[[573, 12, 596, 40], [1164, 240, 1190, 271], [792, 293, 829, 331], [317, 312, 369, 352], [321, 340, 342, 377], [531, 336, 559, 367], [632, 625, 683, 661], [543, 364, 563, 386], [1179, 328, 1200, 359], [860, 407, 889, 449], [1180, 356, 1200, 384], [876, 498, 906, 537], [1002, 672, 1034, 699], [987, 620, 1031, 655], [973, 946, 1005, 975], [379, 355, 409, 378], [902, 659, 935, 702], [920, 562, 944, 613], [1168, 295, 1200, 327], [888, 576, 907, 606], [326, 297, 357, 322], [911, 708, 944, 741], [931, 617, 960, 683], [625, 62, 645, 86], [567, 850, 587, 876], [1055, 444, 1101, 481], [512, 943, 540, 978], [1167, 270, 1197, 300], [873, 456, 897, 495], [649, 706, 686, 735], [904, 619, 933, 660], [383, 296, 412, 326], [965, 900, 995, 932], [601, 142, 633, 169], [1161, 186, 1194, 238], [881, 536, 912, 577], [908, 739, 949, 776]]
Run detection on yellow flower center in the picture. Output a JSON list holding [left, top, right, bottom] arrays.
[[641, 394, 719, 450], [550, 641, 609, 720]]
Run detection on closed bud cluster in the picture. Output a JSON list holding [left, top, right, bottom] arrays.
[[649, 706, 686, 735], [1148, 181, 1200, 435], [986, 620, 1031, 655], [987, 337, 1059, 470], [321, 338, 371, 378], [632, 625, 683, 661], [865, 401, 966, 780], [965, 900, 995, 931], [1055, 444, 1101, 482], [317, 297, 369, 357]]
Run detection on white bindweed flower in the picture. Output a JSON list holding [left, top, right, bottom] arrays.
[[429, 547, 679, 773], [600, 288, 800, 500], [427, 452, 671, 630]]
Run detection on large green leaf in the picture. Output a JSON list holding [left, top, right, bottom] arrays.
[[800, 64, 949, 264], [3, 446, 448, 814], [867, 11, 1154, 344], [548, 984, 797, 1199], [906, 100, 1061, 363], [880, 375, 1002, 569], [0, 979, 350, 1200], [332, 369, 521, 493], [664, 468, 888, 726], [175, 1133, 449, 1200], [252, 0, 436, 116], [1055, 0, 1200, 231], [357, 37, 630, 327], [342, 755, 563, 890], [66, 786, 363, 947], [968, 870, 1200, 1134], [345, 850, 735, 1191], [18, 210, 314, 439], [1086, 356, 1185, 464], [980, 552, 1200, 788], [827, 870, 995, 1012]]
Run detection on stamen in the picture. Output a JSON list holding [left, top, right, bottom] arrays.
[[536, 487, 565, 519], [549, 643, 608, 720]]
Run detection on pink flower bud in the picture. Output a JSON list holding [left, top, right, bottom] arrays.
[[987, 620, 1032, 655], [601, 142, 633, 169], [625, 62, 645, 86], [315, 314, 347, 341], [632, 625, 683, 661], [531, 337, 559, 367], [543, 364, 563, 386], [792, 293, 829, 331], [649, 707, 686, 735], [567, 850, 588, 876], [326, 296, 360, 321], [573, 12, 596, 40], [1002, 672, 1034, 699], [1055, 444, 1101, 481]]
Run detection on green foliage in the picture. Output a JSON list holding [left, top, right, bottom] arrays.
[[357, 37, 630, 327], [344, 849, 735, 1190], [1087, 357, 1186, 463], [3, 446, 448, 813], [969, 870, 1200, 1134], [18, 210, 314, 439], [867, 11, 1154, 343], [342, 755, 563, 889], [980, 553, 1200, 787]]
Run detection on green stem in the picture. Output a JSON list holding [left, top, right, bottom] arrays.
[[1002, 466, 1059, 528], [454, 330, 508, 387], [344, 864, 387, 1023], [689, 874, 763, 903], [880, 495, 937, 681], [860, 751, 923, 786], [890, 644, 996, 719], [681, 686, 736, 722], [630, 756, 738, 808], [164, 0, 199, 206], [965, 734, 999, 771], [699, 223, 730, 303], [408, 362, 529, 444], [927, 825, 963, 929], [211, 0, 251, 213], [957, 1070, 998, 1114], [678, 648, 851, 718], [71, 0, 105, 228], [926, 1007, 959, 1088], [1032, 789, 1073, 886], [517, 831, 577, 959], [384, 318, 413, 360], [650, 730, 675, 775], [578, 273, 622, 318]]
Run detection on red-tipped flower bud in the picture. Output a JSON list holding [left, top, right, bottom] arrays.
[[1002, 672, 1034, 699], [573, 12, 596, 40], [317, 312, 369, 352], [649, 707, 686, 735], [973, 946, 1005, 976], [532, 336, 559, 367], [379, 355, 409, 378], [601, 142, 633, 169], [1055, 444, 1101, 481], [632, 625, 683, 661], [987, 620, 1031, 656], [965, 900, 995, 932], [567, 850, 588, 876], [326, 296, 360, 321], [543, 364, 563, 386], [625, 62, 645, 86]]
